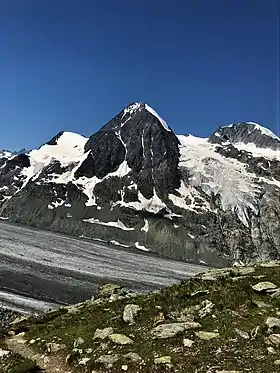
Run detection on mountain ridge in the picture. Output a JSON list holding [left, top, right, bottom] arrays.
[[0, 103, 280, 266]]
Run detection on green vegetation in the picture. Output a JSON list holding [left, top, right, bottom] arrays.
[[1, 262, 280, 372]]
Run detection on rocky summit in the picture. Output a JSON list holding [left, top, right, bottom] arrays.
[[0, 103, 280, 266]]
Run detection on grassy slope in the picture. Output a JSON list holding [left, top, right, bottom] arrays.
[[2, 262, 280, 372]]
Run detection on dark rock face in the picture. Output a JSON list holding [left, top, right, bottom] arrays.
[[0, 104, 280, 267], [83, 103, 181, 199], [209, 122, 280, 150], [0, 153, 31, 205], [45, 131, 65, 146]]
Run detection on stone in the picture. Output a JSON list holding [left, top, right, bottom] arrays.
[[79, 357, 90, 365], [252, 282, 277, 292], [266, 317, 280, 329], [123, 304, 141, 324], [274, 360, 280, 365], [0, 348, 10, 358], [85, 348, 93, 354], [95, 354, 119, 365], [154, 356, 172, 364], [267, 334, 280, 346], [151, 322, 201, 339], [183, 338, 194, 347], [267, 346, 276, 354], [124, 352, 142, 362], [201, 275, 217, 281], [195, 331, 219, 340], [271, 290, 280, 299], [93, 327, 114, 340], [181, 300, 214, 319], [198, 300, 215, 318], [11, 316, 28, 325], [46, 342, 66, 353], [108, 333, 134, 345], [73, 337, 84, 348], [207, 268, 231, 278], [29, 339, 36, 344], [253, 300, 271, 308], [250, 326, 260, 338], [121, 365, 128, 371], [235, 328, 250, 339]]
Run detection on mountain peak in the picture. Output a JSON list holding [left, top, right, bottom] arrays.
[[209, 121, 280, 150]]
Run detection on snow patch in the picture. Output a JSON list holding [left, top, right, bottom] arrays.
[[135, 242, 150, 252], [233, 142, 280, 160], [110, 240, 130, 248], [141, 219, 149, 233], [83, 218, 134, 231], [21, 132, 88, 187], [145, 104, 171, 132]]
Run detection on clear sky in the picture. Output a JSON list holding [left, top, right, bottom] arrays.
[[1, 0, 279, 150]]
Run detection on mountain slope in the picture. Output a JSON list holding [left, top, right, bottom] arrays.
[[2, 261, 280, 373], [0, 103, 280, 266]]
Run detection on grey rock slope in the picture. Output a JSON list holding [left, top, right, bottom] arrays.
[[0, 104, 280, 266]]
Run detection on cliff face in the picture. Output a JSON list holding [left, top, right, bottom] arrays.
[[1, 103, 280, 266]]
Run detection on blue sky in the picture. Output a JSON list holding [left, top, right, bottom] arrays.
[[0, 0, 279, 150]]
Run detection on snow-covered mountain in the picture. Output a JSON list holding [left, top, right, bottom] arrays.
[[1, 102, 280, 266]]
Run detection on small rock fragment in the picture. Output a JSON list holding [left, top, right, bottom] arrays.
[[252, 282, 277, 292], [183, 338, 194, 347], [124, 352, 142, 362], [253, 300, 271, 308], [198, 300, 215, 318], [267, 346, 276, 354], [0, 348, 10, 358], [151, 322, 201, 339], [123, 304, 141, 324], [108, 333, 134, 345], [250, 326, 260, 338], [95, 354, 119, 365], [267, 334, 280, 346], [121, 365, 128, 371], [46, 342, 66, 353], [274, 360, 280, 365], [93, 327, 114, 340], [154, 356, 172, 364], [271, 290, 280, 299], [195, 331, 219, 340], [266, 317, 280, 329], [235, 328, 249, 340], [79, 357, 90, 365], [73, 337, 84, 348]]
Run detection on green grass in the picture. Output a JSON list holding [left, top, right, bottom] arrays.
[[3, 262, 280, 372]]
